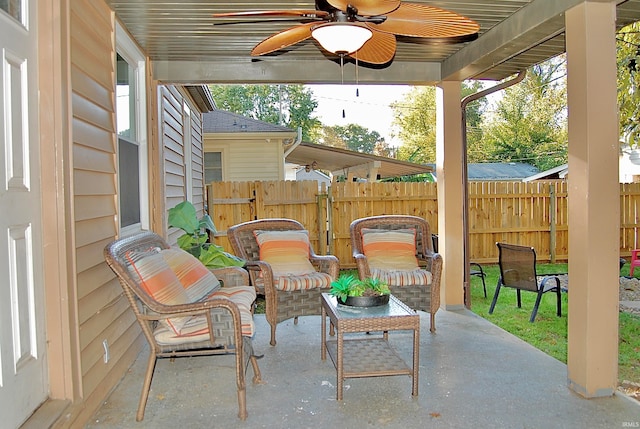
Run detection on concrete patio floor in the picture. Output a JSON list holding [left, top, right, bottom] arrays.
[[86, 308, 640, 429]]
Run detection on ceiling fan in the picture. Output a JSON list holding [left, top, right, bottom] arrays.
[[212, 0, 480, 65]]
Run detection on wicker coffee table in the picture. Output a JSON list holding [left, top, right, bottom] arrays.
[[320, 293, 420, 400]]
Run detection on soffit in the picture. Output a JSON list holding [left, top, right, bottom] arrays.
[[286, 142, 433, 178]]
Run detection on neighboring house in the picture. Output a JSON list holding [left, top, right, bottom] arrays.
[[202, 110, 299, 182], [295, 167, 332, 190], [430, 162, 540, 181], [620, 145, 640, 183], [523, 164, 569, 182], [202, 111, 432, 184], [525, 147, 640, 182]]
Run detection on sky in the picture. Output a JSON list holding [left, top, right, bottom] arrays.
[[306, 84, 412, 147]]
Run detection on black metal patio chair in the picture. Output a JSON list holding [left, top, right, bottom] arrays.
[[489, 242, 562, 322]]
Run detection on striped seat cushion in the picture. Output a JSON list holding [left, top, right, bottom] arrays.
[[160, 247, 221, 302], [371, 268, 432, 287], [153, 285, 256, 345], [254, 229, 316, 276], [252, 271, 332, 291], [126, 250, 191, 335], [362, 228, 420, 272]]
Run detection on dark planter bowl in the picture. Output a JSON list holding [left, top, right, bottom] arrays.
[[338, 294, 390, 307]]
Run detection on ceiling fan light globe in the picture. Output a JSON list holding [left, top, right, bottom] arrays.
[[311, 23, 372, 54]]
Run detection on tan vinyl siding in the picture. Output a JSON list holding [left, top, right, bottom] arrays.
[[190, 112, 205, 210], [70, 0, 144, 421], [161, 86, 207, 244], [161, 86, 186, 216]]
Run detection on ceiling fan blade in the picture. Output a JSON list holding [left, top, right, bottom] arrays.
[[251, 23, 315, 56], [374, 3, 479, 38], [213, 10, 329, 19], [326, 0, 400, 16], [348, 30, 396, 65]]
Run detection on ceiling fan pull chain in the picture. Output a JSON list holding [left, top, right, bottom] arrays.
[[355, 54, 360, 97], [340, 54, 346, 118]]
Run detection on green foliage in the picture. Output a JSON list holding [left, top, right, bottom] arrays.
[[318, 123, 385, 154], [329, 274, 390, 301], [392, 86, 437, 163], [168, 201, 244, 269], [617, 22, 640, 147], [391, 82, 487, 164], [208, 84, 321, 142], [480, 59, 568, 170]]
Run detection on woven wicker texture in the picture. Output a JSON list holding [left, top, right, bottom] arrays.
[[350, 215, 443, 332], [321, 294, 419, 400], [104, 231, 262, 421], [227, 218, 339, 345]]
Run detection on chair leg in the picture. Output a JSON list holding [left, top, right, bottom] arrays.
[[530, 289, 545, 322], [488, 280, 502, 314], [250, 355, 263, 384], [481, 275, 487, 298], [555, 280, 562, 317], [269, 323, 277, 346], [430, 312, 436, 333], [517, 289, 523, 308], [136, 352, 157, 421]]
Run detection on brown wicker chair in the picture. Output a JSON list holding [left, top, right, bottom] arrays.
[[104, 231, 262, 421], [227, 218, 340, 346], [350, 215, 443, 332]]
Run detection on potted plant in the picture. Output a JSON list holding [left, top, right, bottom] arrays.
[[329, 273, 391, 307], [168, 201, 245, 269]]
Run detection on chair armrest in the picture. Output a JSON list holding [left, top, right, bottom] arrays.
[[210, 266, 249, 287], [310, 254, 340, 278], [352, 252, 371, 279]]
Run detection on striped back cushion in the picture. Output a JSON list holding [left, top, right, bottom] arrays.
[[254, 230, 316, 276], [126, 250, 190, 335], [361, 228, 420, 272], [161, 248, 221, 302]]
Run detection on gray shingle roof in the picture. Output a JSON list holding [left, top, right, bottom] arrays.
[[428, 162, 540, 180], [467, 162, 539, 180], [202, 109, 294, 134]]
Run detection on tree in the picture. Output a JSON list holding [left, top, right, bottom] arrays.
[[480, 59, 568, 171], [318, 124, 390, 155], [391, 82, 487, 164], [617, 22, 640, 147], [391, 86, 437, 163], [208, 84, 321, 141]]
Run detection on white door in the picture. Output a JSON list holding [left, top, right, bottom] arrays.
[[0, 1, 49, 427]]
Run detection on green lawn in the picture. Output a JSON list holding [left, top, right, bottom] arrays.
[[469, 263, 640, 385]]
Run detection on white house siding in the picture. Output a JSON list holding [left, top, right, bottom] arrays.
[[204, 137, 285, 182]]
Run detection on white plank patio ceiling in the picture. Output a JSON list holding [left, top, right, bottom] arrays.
[[106, 0, 640, 84]]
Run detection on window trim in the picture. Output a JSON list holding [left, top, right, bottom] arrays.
[[116, 21, 149, 236]]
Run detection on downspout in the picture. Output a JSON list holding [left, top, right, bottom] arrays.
[[284, 127, 303, 157], [460, 70, 526, 308]]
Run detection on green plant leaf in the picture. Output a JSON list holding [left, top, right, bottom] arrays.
[[168, 201, 199, 234], [199, 243, 245, 268], [199, 214, 217, 234]]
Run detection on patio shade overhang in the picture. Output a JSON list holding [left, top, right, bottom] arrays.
[[286, 142, 432, 179], [105, 0, 640, 85]]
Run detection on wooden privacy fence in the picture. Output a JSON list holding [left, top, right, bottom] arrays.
[[207, 180, 640, 268]]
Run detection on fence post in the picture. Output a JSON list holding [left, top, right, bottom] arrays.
[[550, 185, 557, 263], [317, 183, 328, 255]]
